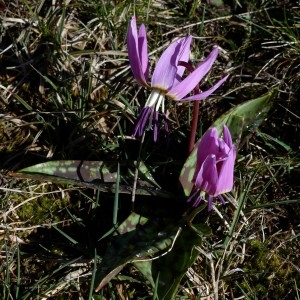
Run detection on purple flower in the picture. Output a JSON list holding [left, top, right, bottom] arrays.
[[127, 16, 228, 141], [189, 125, 236, 211]]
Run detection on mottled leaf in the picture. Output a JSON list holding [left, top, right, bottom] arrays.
[[9, 160, 173, 198]]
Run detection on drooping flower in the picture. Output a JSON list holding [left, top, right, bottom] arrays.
[[188, 125, 236, 211], [127, 16, 228, 141]]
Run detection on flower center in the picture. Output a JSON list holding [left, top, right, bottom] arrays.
[[145, 89, 165, 113]]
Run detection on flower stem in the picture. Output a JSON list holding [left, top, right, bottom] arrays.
[[178, 60, 201, 153], [188, 100, 200, 153]]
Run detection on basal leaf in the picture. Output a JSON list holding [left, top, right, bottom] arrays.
[[214, 88, 277, 136], [9, 160, 173, 198], [132, 206, 210, 299], [180, 89, 277, 196], [94, 212, 180, 292], [133, 224, 206, 299], [146, 226, 202, 300]]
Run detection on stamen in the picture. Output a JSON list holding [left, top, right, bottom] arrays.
[[132, 107, 152, 138], [207, 195, 214, 211], [153, 111, 159, 142]]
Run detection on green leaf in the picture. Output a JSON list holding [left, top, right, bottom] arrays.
[[145, 226, 202, 300], [9, 160, 174, 198], [133, 206, 210, 299], [213, 88, 277, 146], [180, 89, 277, 196], [94, 212, 180, 292], [94, 208, 209, 296]]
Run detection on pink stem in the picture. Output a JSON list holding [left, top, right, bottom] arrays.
[[178, 61, 201, 154]]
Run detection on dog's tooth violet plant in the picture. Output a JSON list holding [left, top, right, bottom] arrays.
[[3, 0, 299, 298], [127, 16, 228, 141], [182, 125, 236, 211]]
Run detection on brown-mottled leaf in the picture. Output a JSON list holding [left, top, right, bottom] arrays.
[[9, 160, 173, 198]]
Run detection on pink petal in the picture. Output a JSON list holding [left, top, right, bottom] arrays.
[[127, 17, 149, 87], [173, 36, 192, 85], [178, 75, 229, 101], [214, 147, 236, 195], [222, 125, 233, 148], [151, 37, 190, 91], [167, 47, 219, 100], [138, 24, 149, 81], [196, 128, 219, 171], [195, 154, 218, 195], [216, 138, 231, 161]]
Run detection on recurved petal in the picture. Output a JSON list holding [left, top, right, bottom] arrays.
[[127, 17, 149, 87], [151, 37, 188, 91], [167, 47, 219, 100], [174, 36, 192, 84], [178, 75, 229, 101]]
